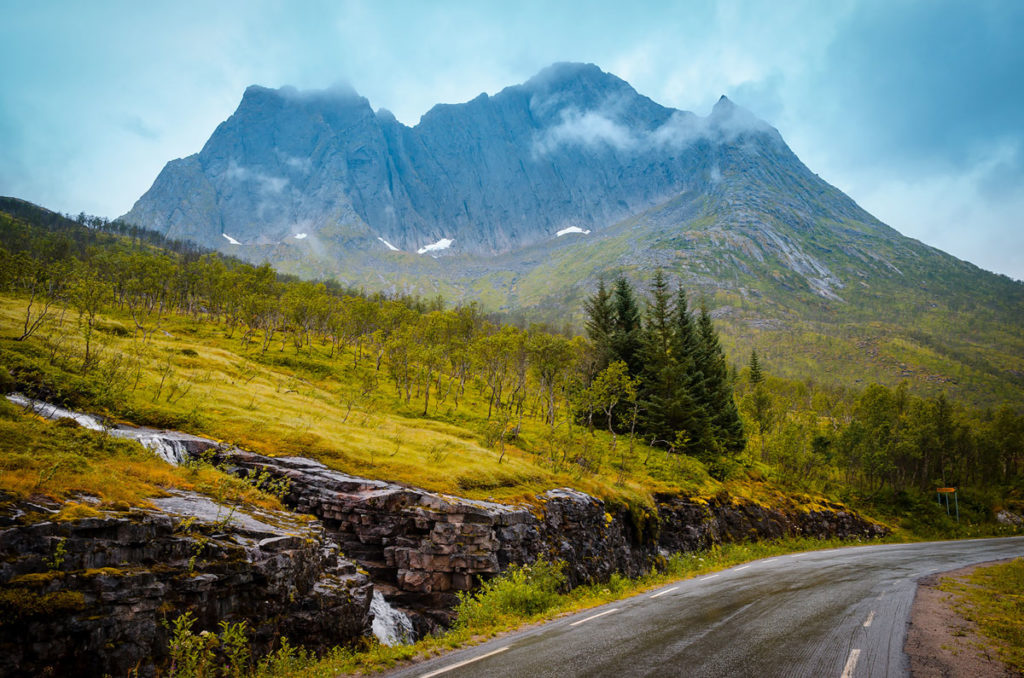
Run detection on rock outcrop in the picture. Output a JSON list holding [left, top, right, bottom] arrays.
[[0, 491, 372, 678], [1, 398, 887, 670], [210, 448, 885, 631]]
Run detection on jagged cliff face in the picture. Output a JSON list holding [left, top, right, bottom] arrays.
[[123, 64, 1024, 404], [124, 63, 879, 261]]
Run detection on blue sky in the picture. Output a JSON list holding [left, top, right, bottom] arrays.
[[1, 0, 1022, 279]]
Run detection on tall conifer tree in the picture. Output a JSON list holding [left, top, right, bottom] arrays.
[[696, 303, 746, 454], [584, 279, 615, 373], [638, 270, 675, 441], [611, 276, 643, 378]]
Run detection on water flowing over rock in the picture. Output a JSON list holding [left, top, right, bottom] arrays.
[[2, 397, 887, 664], [6, 394, 106, 431], [370, 590, 415, 646], [7, 394, 221, 465]]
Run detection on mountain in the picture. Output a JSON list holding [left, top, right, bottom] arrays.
[[125, 63, 863, 258], [124, 63, 1024, 406]]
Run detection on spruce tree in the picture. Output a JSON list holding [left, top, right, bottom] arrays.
[[638, 270, 675, 441], [695, 303, 746, 455], [749, 349, 764, 385], [584, 279, 615, 373], [611, 276, 643, 377], [667, 287, 714, 457]]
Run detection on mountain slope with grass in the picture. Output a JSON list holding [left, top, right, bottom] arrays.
[[2, 197, 1021, 675], [121, 64, 1024, 408]]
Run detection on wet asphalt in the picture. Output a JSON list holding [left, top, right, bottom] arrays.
[[384, 536, 1024, 678]]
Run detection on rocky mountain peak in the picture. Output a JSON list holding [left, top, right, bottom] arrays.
[[124, 64, 853, 262]]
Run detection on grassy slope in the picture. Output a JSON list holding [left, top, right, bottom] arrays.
[[252, 189, 1024, 409], [0, 296, 728, 512]]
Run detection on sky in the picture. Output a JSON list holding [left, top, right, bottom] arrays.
[[1, 0, 1022, 280]]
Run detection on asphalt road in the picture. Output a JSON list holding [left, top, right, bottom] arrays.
[[385, 536, 1024, 678]]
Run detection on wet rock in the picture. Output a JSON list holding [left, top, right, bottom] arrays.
[[0, 491, 372, 678], [208, 448, 886, 631]]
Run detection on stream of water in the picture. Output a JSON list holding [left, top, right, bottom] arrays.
[[6, 392, 417, 644], [370, 590, 415, 646]]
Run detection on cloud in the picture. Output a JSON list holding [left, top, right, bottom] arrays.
[[119, 115, 160, 141], [225, 161, 288, 195], [1, 0, 1021, 279], [533, 93, 775, 156], [846, 138, 1024, 280], [534, 108, 639, 154]]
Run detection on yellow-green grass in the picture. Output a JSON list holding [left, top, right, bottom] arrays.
[[938, 558, 1024, 671], [0, 295, 741, 511], [0, 398, 283, 512]]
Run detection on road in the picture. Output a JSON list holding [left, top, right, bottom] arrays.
[[385, 537, 1024, 678]]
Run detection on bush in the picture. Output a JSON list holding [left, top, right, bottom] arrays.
[[453, 558, 566, 629]]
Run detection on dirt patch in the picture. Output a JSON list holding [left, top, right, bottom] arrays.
[[905, 560, 1023, 677]]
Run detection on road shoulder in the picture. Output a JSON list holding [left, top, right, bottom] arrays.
[[905, 560, 1021, 678]]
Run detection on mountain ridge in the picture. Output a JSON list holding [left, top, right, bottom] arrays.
[[125, 62, 862, 256], [121, 63, 1024, 406]]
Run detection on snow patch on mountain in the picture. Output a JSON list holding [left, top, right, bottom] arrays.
[[378, 237, 400, 251], [556, 226, 591, 237], [222, 233, 241, 245], [417, 238, 453, 255]]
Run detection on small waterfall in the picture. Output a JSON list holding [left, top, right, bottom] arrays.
[[370, 590, 415, 646], [6, 394, 197, 466], [135, 435, 192, 465], [7, 394, 106, 431]]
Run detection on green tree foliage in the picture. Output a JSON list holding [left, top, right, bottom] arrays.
[[1, 204, 1021, 513], [581, 272, 744, 470], [611, 277, 643, 376]]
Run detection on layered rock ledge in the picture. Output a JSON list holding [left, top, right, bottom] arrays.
[[0, 490, 372, 678], [210, 448, 886, 630], [1, 397, 887, 672]]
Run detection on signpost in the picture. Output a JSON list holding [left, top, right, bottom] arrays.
[[937, 487, 959, 523]]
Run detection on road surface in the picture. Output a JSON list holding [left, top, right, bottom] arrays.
[[385, 536, 1024, 678]]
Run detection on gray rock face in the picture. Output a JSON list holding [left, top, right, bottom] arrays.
[[0, 491, 372, 678], [209, 448, 886, 632], [1, 398, 887, 669], [123, 63, 876, 258]]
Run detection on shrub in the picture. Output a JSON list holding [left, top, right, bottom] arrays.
[[453, 558, 566, 629]]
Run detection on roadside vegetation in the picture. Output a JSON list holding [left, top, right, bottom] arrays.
[[938, 558, 1024, 672], [0, 200, 1022, 675], [162, 537, 899, 677]]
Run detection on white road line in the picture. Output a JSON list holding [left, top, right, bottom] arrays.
[[791, 552, 809, 558], [840, 648, 861, 678], [650, 586, 678, 599], [569, 608, 620, 627], [703, 574, 720, 580], [418, 646, 510, 678], [863, 610, 875, 627], [735, 565, 750, 571]]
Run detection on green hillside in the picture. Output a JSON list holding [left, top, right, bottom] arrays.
[[1, 198, 1021, 534], [247, 179, 1024, 410]]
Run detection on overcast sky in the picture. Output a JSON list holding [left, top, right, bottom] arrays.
[[2, 0, 1021, 280]]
